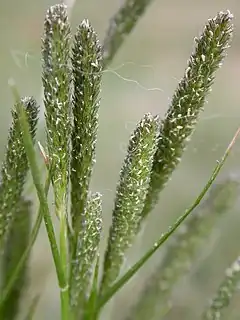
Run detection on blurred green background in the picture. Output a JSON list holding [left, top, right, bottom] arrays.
[[1, 0, 240, 319]]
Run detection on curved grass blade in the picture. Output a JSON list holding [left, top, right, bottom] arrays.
[[103, 0, 154, 67], [23, 294, 41, 320], [100, 113, 160, 294], [143, 11, 234, 217], [12, 86, 69, 319], [98, 127, 240, 309], [127, 175, 240, 320], [0, 198, 32, 320]]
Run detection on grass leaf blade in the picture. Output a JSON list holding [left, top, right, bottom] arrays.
[[98, 127, 240, 309], [127, 175, 240, 319]]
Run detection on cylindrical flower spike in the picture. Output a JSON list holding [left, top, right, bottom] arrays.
[[143, 11, 234, 217], [70, 192, 102, 316], [0, 97, 38, 243], [71, 19, 102, 232], [202, 256, 240, 320], [42, 4, 71, 213], [103, 0, 154, 67], [42, 7, 72, 314], [100, 113, 160, 293]]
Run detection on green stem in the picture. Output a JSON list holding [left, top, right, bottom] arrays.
[[58, 203, 70, 320], [23, 294, 41, 320], [84, 256, 100, 320], [97, 126, 240, 309], [14, 93, 69, 319]]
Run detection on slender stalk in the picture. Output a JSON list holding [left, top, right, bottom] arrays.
[[127, 175, 240, 320], [97, 127, 240, 309], [84, 255, 100, 320], [23, 294, 41, 320], [59, 204, 69, 319], [14, 94, 69, 319]]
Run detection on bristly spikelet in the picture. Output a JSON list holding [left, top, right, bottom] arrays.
[[70, 192, 102, 315], [0, 97, 38, 243], [143, 11, 233, 217], [103, 0, 154, 67], [100, 113, 160, 293], [203, 256, 240, 320], [71, 19, 102, 232], [42, 4, 71, 211]]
